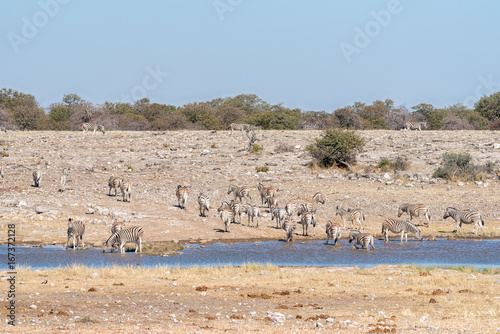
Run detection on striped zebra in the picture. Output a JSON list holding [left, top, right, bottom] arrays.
[[285, 202, 296, 217], [299, 192, 325, 215], [325, 220, 342, 246], [108, 176, 122, 196], [282, 220, 296, 242], [242, 204, 260, 227], [218, 207, 234, 232], [264, 195, 278, 209], [271, 207, 288, 228], [258, 182, 277, 205], [197, 193, 210, 217], [300, 211, 316, 236], [120, 179, 131, 202], [32, 169, 43, 187], [398, 203, 430, 227], [336, 206, 365, 230], [60, 168, 68, 192], [103, 226, 144, 253], [403, 122, 427, 131], [443, 207, 485, 234], [66, 218, 85, 250], [381, 218, 422, 243], [229, 200, 244, 223], [227, 184, 251, 202], [108, 220, 125, 252], [229, 123, 251, 135], [348, 231, 375, 250], [176, 185, 189, 209], [82, 123, 105, 134]]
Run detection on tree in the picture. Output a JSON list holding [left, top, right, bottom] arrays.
[[10, 104, 46, 130], [333, 107, 362, 129], [474, 91, 500, 122], [358, 101, 389, 129], [62, 93, 83, 107], [411, 103, 444, 130], [47, 103, 72, 130]]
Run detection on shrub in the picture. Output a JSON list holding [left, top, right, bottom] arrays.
[[1, 150, 9, 157], [306, 129, 365, 171], [377, 157, 391, 171], [392, 156, 410, 172], [256, 166, 269, 172], [432, 152, 482, 181], [250, 143, 263, 153], [211, 143, 217, 149], [274, 142, 294, 153]]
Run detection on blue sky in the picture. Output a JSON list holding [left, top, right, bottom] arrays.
[[1, 0, 499, 111]]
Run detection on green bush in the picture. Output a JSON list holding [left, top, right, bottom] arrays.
[[433, 152, 481, 181], [306, 129, 365, 170], [255, 166, 269, 172], [377, 157, 391, 170], [0, 150, 9, 157], [250, 143, 263, 153]]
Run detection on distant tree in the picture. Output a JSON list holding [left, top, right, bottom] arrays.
[[62, 93, 84, 107], [150, 112, 189, 130], [411, 103, 444, 130], [178, 102, 223, 129], [333, 107, 362, 129], [70, 101, 96, 130], [47, 103, 72, 130], [440, 104, 488, 130], [358, 101, 389, 129], [10, 104, 46, 130], [298, 111, 339, 130], [441, 114, 475, 130], [474, 91, 500, 122], [214, 105, 246, 129], [385, 105, 412, 130]]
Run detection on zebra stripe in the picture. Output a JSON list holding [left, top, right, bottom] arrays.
[[300, 211, 316, 236], [197, 193, 210, 217], [218, 208, 234, 232], [312, 192, 326, 204], [443, 207, 485, 234], [348, 231, 375, 250], [227, 185, 251, 202], [381, 218, 422, 243], [298, 203, 317, 215], [264, 195, 278, 209], [104, 226, 144, 253], [66, 218, 85, 250], [109, 220, 125, 252], [336, 206, 365, 230], [82, 123, 105, 134], [229, 123, 251, 135], [325, 220, 342, 246], [229, 200, 243, 223], [258, 182, 277, 206], [108, 176, 122, 196], [403, 122, 427, 131], [33, 169, 43, 187], [120, 179, 131, 202], [398, 203, 430, 226], [242, 204, 260, 227], [285, 202, 296, 217], [282, 220, 296, 242], [271, 207, 287, 228], [176, 185, 189, 209]]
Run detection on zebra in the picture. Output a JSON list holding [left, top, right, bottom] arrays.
[[381, 218, 422, 243], [325, 220, 342, 246], [176, 185, 189, 209], [443, 207, 485, 234], [403, 122, 427, 131], [103, 226, 144, 254], [108, 176, 122, 196], [258, 182, 277, 205], [60, 168, 68, 192], [271, 207, 288, 228], [227, 184, 251, 202], [398, 203, 431, 227], [197, 193, 210, 217], [336, 206, 365, 230], [218, 208, 234, 232], [108, 220, 125, 252], [299, 192, 325, 215], [285, 202, 296, 217], [120, 179, 131, 202], [66, 218, 85, 250], [32, 169, 43, 187], [282, 220, 296, 242], [229, 123, 251, 135], [82, 123, 105, 134], [229, 200, 244, 223], [300, 211, 316, 236], [242, 204, 260, 227], [264, 195, 278, 209], [348, 231, 375, 250]]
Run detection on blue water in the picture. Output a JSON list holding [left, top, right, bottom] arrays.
[[1, 239, 499, 270]]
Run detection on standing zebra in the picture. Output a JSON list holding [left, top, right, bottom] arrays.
[[229, 200, 243, 224], [82, 123, 105, 134], [282, 220, 296, 242], [108, 176, 122, 196], [227, 184, 252, 203], [229, 123, 251, 135], [325, 220, 342, 246], [176, 185, 189, 209], [300, 211, 316, 236], [336, 206, 365, 230], [60, 168, 68, 192], [348, 231, 375, 250], [398, 203, 431, 227], [218, 206, 234, 232], [258, 182, 277, 205], [120, 179, 131, 202], [381, 218, 422, 243], [403, 122, 427, 131], [197, 193, 210, 217], [242, 204, 260, 227], [443, 207, 485, 234], [264, 195, 278, 210], [103, 226, 144, 254], [300, 192, 325, 215], [66, 218, 85, 250], [285, 202, 296, 217], [32, 169, 43, 187], [271, 207, 288, 228]]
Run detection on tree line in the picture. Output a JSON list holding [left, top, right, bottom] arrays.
[[1, 88, 499, 131]]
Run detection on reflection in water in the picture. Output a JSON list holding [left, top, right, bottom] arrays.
[[1, 239, 499, 270]]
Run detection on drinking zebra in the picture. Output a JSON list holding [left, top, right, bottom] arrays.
[[32, 169, 43, 187], [282, 220, 296, 242], [197, 193, 210, 217], [398, 203, 430, 227], [66, 218, 85, 250], [271, 207, 288, 228], [258, 182, 277, 205], [108, 176, 122, 196], [300, 211, 316, 236], [336, 206, 365, 230], [120, 179, 131, 202], [443, 207, 485, 234], [403, 122, 427, 131], [381, 218, 422, 243], [325, 220, 342, 246], [60, 168, 68, 192], [103, 226, 144, 254], [82, 122, 105, 134], [218, 208, 234, 232], [229, 123, 251, 135], [348, 231, 375, 250], [108, 220, 125, 252], [176, 185, 189, 209], [242, 204, 260, 227], [227, 184, 251, 202]]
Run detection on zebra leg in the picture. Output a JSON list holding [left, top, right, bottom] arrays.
[[66, 235, 70, 249], [81, 235, 84, 248], [139, 237, 142, 253]]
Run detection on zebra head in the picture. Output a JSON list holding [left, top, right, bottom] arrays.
[[313, 192, 325, 204], [335, 205, 343, 216], [397, 204, 408, 217], [443, 207, 455, 220]]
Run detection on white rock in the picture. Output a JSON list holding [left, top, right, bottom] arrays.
[[269, 312, 286, 323], [30, 304, 37, 309]]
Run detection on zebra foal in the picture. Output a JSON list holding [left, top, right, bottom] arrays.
[[398, 203, 430, 227], [82, 123, 105, 134], [443, 207, 485, 234], [300, 211, 316, 236], [348, 231, 375, 250], [218, 204, 234, 232], [282, 220, 296, 242], [108, 176, 122, 196], [198, 193, 210, 217], [103, 226, 144, 254], [381, 218, 422, 243], [325, 220, 342, 245], [176, 185, 189, 209], [120, 179, 131, 202], [33, 169, 43, 187], [66, 218, 85, 250]]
